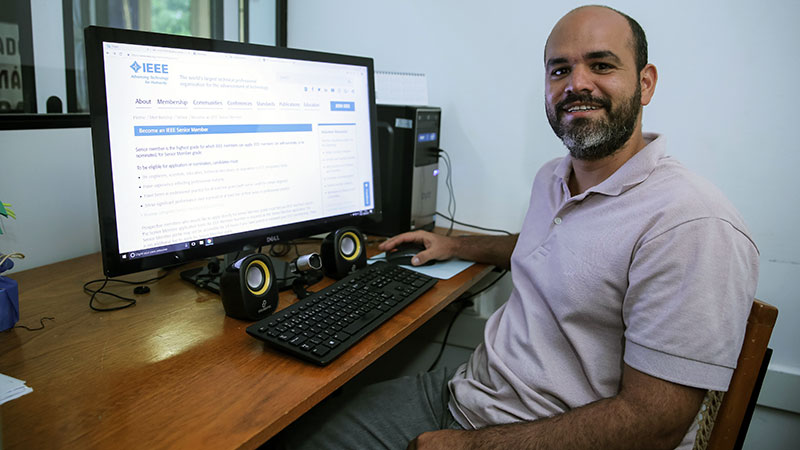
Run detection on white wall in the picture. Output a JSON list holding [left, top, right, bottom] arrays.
[[286, 0, 800, 428], [0, 128, 99, 269]]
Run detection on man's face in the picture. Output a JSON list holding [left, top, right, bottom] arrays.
[[544, 8, 643, 161]]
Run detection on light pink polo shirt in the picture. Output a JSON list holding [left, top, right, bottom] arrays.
[[448, 134, 759, 448]]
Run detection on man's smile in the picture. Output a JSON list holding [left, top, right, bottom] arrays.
[[560, 102, 607, 120], [565, 104, 602, 112], [554, 94, 612, 121]]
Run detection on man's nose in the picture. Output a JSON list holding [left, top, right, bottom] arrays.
[[565, 66, 594, 94]]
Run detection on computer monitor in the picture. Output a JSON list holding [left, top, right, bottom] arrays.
[[84, 26, 380, 278]]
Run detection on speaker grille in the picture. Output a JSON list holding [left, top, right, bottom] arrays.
[[339, 231, 361, 261], [245, 259, 270, 295]]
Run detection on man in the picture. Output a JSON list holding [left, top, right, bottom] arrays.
[[277, 5, 759, 450]]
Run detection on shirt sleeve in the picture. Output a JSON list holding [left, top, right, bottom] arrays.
[[622, 217, 759, 391]]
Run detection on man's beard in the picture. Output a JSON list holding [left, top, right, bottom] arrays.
[[546, 85, 641, 161]]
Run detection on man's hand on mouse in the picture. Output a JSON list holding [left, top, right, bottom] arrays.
[[378, 230, 459, 266]]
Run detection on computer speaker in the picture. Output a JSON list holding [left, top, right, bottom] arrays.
[[219, 254, 279, 321], [321, 227, 367, 279]]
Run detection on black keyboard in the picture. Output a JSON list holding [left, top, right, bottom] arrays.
[[246, 261, 438, 365]]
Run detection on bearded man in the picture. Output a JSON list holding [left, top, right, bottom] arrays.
[[275, 5, 759, 450]]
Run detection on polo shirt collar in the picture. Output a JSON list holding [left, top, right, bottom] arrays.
[[553, 132, 664, 198]]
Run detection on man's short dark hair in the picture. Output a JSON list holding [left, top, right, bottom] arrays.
[[606, 6, 648, 73], [546, 6, 649, 74]]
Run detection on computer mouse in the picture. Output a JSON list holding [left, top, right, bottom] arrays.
[[386, 243, 435, 266]]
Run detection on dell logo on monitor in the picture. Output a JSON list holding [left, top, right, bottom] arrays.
[[130, 61, 168, 74]]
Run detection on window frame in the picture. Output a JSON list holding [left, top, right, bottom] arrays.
[[0, 1, 38, 116], [0, 0, 287, 130]]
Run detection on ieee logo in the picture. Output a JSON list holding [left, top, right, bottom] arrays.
[[129, 61, 168, 74]]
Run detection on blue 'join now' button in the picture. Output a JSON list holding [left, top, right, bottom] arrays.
[[330, 101, 355, 111]]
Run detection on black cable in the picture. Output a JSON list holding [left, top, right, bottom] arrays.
[[428, 299, 473, 371], [85, 277, 135, 311], [433, 149, 516, 238], [460, 269, 509, 300], [12, 316, 55, 331], [269, 238, 324, 259], [291, 274, 321, 300], [438, 149, 456, 236], [434, 212, 514, 236], [83, 271, 170, 312], [427, 269, 509, 371]]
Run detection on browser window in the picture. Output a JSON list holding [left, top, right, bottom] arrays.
[[100, 42, 375, 257]]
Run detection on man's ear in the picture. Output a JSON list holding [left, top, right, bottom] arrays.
[[640, 63, 658, 106]]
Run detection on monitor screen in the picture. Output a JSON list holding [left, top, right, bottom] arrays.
[[85, 27, 380, 277]]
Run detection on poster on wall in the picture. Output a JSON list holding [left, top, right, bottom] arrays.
[[0, 22, 23, 112]]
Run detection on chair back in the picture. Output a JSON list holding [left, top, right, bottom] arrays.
[[694, 299, 778, 450]]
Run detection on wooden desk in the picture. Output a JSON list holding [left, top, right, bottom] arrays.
[[0, 243, 493, 449]]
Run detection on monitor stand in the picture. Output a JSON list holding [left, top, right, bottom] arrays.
[[180, 252, 292, 294], [180, 257, 224, 294]]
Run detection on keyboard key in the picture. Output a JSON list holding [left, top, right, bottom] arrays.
[[288, 335, 306, 346], [311, 346, 330, 357], [333, 331, 350, 341], [343, 309, 381, 335], [277, 332, 294, 341]]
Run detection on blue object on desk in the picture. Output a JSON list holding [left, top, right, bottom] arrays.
[[1, 256, 20, 331], [0, 255, 14, 273], [0, 276, 19, 331]]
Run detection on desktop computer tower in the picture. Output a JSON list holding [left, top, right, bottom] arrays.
[[363, 105, 441, 237]]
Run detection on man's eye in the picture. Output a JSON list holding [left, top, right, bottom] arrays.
[[593, 63, 614, 72], [551, 68, 569, 77]]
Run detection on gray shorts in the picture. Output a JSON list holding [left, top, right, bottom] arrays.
[[272, 366, 463, 450]]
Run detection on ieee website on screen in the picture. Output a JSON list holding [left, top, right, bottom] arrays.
[[100, 42, 375, 256]]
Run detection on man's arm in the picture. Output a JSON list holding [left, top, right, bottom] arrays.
[[409, 364, 705, 450], [378, 230, 518, 270]]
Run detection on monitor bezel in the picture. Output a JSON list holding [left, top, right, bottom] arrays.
[[84, 26, 381, 277]]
